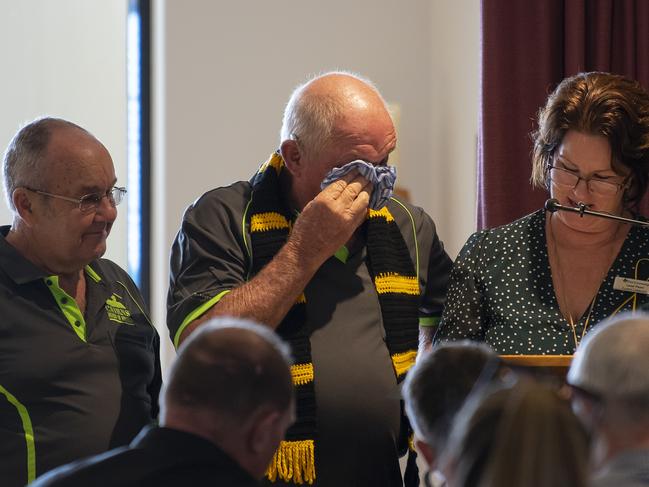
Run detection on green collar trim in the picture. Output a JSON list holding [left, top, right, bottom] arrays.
[[44, 275, 86, 342], [85, 265, 102, 283]]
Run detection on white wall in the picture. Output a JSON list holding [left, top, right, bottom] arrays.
[[429, 0, 480, 257], [152, 0, 480, 367], [0, 0, 128, 268]]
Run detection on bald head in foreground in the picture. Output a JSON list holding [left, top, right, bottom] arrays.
[[32, 317, 295, 487], [167, 72, 452, 486], [568, 313, 649, 487]]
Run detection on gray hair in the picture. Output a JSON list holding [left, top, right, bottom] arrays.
[[162, 316, 293, 423], [2, 117, 88, 211], [402, 341, 498, 453], [568, 312, 649, 418], [279, 71, 387, 156]]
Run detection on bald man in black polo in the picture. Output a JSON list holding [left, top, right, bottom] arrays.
[[0, 117, 160, 486]]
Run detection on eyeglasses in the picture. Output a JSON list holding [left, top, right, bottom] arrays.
[[548, 165, 628, 196], [25, 186, 127, 214]]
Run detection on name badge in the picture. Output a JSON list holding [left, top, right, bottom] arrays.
[[613, 276, 649, 295]]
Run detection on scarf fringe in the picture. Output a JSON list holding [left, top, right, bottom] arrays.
[[266, 439, 316, 485]]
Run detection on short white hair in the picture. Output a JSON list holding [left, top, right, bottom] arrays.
[[568, 312, 649, 410], [279, 71, 387, 156]]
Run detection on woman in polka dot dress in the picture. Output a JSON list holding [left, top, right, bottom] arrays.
[[435, 72, 649, 354]]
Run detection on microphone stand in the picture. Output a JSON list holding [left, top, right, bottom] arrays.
[[544, 198, 649, 228]]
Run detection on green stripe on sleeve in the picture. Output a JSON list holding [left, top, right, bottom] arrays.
[[334, 245, 349, 263], [419, 316, 441, 328], [0, 385, 35, 483], [173, 290, 231, 348]]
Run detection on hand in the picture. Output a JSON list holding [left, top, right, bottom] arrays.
[[287, 171, 372, 271]]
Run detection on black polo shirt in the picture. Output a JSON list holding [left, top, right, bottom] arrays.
[[168, 180, 453, 487], [0, 226, 161, 487]]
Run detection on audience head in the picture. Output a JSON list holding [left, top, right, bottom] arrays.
[[2, 117, 119, 273], [402, 342, 499, 471], [161, 316, 294, 478], [443, 379, 589, 487], [278, 71, 396, 209], [531, 71, 649, 208], [568, 313, 649, 467]]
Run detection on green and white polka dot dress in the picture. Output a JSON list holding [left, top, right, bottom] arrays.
[[435, 209, 649, 354]]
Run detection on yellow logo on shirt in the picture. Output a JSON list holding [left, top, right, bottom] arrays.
[[105, 293, 135, 325]]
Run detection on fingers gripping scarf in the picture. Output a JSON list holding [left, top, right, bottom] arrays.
[[249, 153, 419, 485]]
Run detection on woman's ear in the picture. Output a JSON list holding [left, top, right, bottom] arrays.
[[622, 175, 636, 205], [280, 140, 302, 177]]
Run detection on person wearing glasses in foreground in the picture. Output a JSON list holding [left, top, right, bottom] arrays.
[[0, 117, 161, 487], [435, 72, 649, 354]]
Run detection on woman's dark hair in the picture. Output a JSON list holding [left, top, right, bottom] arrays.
[[531, 72, 649, 209]]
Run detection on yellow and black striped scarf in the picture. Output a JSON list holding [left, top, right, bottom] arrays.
[[250, 153, 419, 485]]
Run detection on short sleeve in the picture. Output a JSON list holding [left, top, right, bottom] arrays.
[[417, 211, 453, 326], [166, 183, 251, 346], [389, 199, 453, 328]]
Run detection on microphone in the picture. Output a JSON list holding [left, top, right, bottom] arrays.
[[544, 198, 649, 228], [544, 198, 560, 213]]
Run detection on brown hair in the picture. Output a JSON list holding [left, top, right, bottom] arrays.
[[448, 380, 589, 487], [531, 72, 649, 208]]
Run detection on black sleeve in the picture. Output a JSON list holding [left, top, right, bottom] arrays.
[[434, 230, 490, 343], [167, 185, 251, 346], [417, 210, 453, 322]]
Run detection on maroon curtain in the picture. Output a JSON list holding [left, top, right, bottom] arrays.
[[478, 0, 649, 229]]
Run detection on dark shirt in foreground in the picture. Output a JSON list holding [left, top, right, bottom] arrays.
[[31, 426, 259, 487]]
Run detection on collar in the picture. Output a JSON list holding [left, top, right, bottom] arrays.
[[0, 225, 104, 286], [0, 225, 49, 284], [132, 425, 257, 482]]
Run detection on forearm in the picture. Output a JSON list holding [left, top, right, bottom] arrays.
[[176, 173, 371, 345], [213, 239, 319, 325], [177, 238, 322, 344]]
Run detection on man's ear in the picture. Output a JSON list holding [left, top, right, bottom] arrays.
[[280, 140, 302, 177], [12, 188, 36, 226], [247, 408, 283, 455]]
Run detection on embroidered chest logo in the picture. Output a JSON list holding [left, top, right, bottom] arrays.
[[105, 293, 135, 325]]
